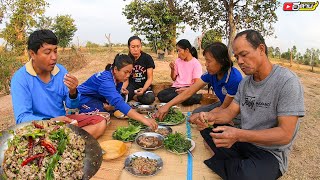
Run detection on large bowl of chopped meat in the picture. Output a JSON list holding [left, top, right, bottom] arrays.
[[0, 120, 102, 180]]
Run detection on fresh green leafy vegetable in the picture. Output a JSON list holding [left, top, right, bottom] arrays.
[[156, 108, 185, 125], [164, 132, 192, 153], [128, 118, 148, 129], [23, 129, 45, 139], [46, 129, 68, 179], [112, 125, 141, 141]]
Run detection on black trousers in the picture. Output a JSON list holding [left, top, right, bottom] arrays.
[[126, 83, 155, 105], [157, 87, 202, 106], [200, 128, 282, 180]]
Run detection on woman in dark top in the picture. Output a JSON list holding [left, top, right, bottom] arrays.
[[122, 36, 156, 105]]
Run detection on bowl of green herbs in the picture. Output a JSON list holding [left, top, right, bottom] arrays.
[[163, 132, 195, 154]]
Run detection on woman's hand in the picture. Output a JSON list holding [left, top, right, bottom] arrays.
[[134, 88, 144, 96], [141, 117, 158, 130], [103, 103, 115, 111], [121, 88, 129, 95], [175, 87, 187, 94], [155, 104, 170, 121]]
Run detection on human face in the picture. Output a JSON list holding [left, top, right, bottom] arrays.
[[114, 64, 133, 82], [129, 39, 142, 59], [176, 46, 189, 60], [30, 43, 58, 74], [204, 52, 222, 75], [232, 35, 264, 75]]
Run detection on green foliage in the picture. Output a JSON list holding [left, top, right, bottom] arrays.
[[52, 15, 77, 48], [86, 41, 100, 48], [281, 49, 291, 60], [0, 52, 23, 94], [35, 16, 53, 29], [123, 0, 183, 52], [201, 29, 222, 49], [0, 0, 48, 54], [182, 0, 280, 57]]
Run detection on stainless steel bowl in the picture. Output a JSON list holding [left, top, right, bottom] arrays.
[[135, 132, 164, 150], [144, 126, 172, 137], [137, 105, 155, 114]]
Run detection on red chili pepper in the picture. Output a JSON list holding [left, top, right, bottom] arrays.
[[32, 121, 44, 129], [41, 140, 57, 155], [28, 136, 34, 156], [21, 153, 44, 166]]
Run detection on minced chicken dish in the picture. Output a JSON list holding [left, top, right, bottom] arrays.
[[3, 121, 85, 180]]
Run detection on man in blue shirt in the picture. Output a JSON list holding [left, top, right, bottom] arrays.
[[11, 30, 107, 138]]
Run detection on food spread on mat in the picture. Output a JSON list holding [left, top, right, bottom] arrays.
[[2, 121, 85, 180]]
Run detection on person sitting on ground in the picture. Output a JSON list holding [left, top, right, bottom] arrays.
[[77, 53, 158, 130], [189, 29, 305, 180], [157, 39, 203, 106], [11, 30, 106, 139], [156, 42, 242, 127], [121, 36, 155, 105]]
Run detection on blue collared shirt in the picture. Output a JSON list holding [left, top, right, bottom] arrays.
[[201, 67, 243, 102], [11, 61, 80, 123]]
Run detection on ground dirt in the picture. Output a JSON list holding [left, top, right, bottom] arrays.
[[0, 50, 319, 179]]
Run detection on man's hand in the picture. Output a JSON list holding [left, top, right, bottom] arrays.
[[189, 112, 213, 131], [155, 104, 170, 121], [64, 74, 78, 95], [210, 126, 239, 148], [51, 116, 78, 126]]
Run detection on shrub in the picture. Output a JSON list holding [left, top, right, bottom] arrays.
[[0, 52, 23, 95]]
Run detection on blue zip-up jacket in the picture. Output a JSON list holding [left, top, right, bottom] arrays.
[[77, 70, 131, 115], [11, 61, 80, 124]]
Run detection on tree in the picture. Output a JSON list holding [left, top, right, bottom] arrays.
[[281, 48, 291, 60], [292, 45, 297, 60], [201, 29, 222, 49], [182, 0, 280, 58], [52, 15, 77, 50], [123, 0, 183, 54], [274, 47, 281, 59], [268, 46, 275, 58], [35, 16, 53, 30], [0, 0, 48, 54]]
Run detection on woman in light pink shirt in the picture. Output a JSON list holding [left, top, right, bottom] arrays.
[[157, 39, 203, 105]]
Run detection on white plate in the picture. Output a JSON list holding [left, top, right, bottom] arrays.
[[167, 138, 195, 155], [124, 151, 163, 177]]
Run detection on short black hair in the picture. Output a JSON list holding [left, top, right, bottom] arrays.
[[203, 42, 233, 74], [128, 36, 141, 47], [234, 29, 268, 56], [27, 29, 58, 53]]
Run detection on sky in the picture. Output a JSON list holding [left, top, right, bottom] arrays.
[[1, 0, 320, 54]]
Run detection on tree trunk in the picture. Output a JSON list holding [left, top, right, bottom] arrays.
[[167, 0, 176, 55], [225, 0, 236, 60]]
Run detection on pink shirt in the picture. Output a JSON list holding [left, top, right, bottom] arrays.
[[172, 57, 202, 88]]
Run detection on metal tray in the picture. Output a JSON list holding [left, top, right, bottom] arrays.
[[0, 121, 102, 180]]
